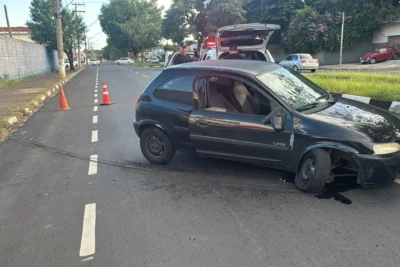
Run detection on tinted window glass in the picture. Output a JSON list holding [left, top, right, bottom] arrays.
[[153, 75, 194, 105], [220, 39, 264, 47]]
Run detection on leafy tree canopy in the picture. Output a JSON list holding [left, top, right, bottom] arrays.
[[99, 0, 163, 57]]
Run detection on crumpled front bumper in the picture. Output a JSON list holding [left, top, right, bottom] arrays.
[[354, 152, 400, 187]]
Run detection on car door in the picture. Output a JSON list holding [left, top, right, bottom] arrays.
[[377, 48, 386, 61], [188, 74, 294, 169]]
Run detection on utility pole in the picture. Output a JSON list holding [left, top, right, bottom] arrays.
[[73, 3, 85, 68], [339, 11, 345, 72], [3, 5, 12, 38], [55, 0, 66, 78]]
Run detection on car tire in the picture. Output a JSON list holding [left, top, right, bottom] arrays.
[[393, 54, 399, 60], [295, 149, 331, 194], [117, 62, 120, 65], [293, 65, 299, 72], [140, 127, 175, 165], [370, 58, 377, 64], [311, 69, 316, 73]]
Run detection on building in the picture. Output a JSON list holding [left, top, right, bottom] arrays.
[[0, 26, 33, 43], [373, 21, 400, 50]]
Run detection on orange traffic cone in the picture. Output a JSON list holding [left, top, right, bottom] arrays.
[[59, 87, 70, 110], [101, 81, 113, 105]]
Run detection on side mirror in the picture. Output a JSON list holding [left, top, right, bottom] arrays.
[[272, 115, 284, 132]]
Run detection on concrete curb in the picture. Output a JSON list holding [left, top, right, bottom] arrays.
[[341, 94, 400, 116], [4, 67, 85, 126]]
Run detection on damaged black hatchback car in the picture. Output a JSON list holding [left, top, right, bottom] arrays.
[[133, 60, 400, 193]]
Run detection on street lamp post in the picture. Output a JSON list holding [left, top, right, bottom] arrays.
[[339, 11, 345, 72]]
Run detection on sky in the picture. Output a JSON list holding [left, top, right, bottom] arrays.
[[0, 0, 172, 50]]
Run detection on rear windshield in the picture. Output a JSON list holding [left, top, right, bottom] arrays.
[[299, 54, 312, 59], [220, 39, 264, 47], [219, 30, 272, 38]]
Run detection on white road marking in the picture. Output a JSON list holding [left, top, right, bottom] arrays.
[[94, 94, 98, 98], [88, 155, 98, 175], [91, 130, 98, 142], [93, 106, 98, 112], [94, 99, 98, 104], [135, 72, 139, 74], [95, 86, 98, 89], [94, 89, 98, 93], [394, 178, 400, 185], [81, 256, 94, 262], [92, 115, 98, 124], [142, 74, 148, 78], [79, 203, 96, 257]]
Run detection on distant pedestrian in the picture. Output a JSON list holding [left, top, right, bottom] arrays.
[[173, 42, 192, 65], [223, 45, 245, 60]]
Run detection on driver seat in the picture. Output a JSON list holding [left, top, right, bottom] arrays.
[[232, 81, 260, 115]]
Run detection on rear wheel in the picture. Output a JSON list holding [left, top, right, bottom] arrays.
[[140, 127, 175, 165], [293, 65, 299, 72], [370, 57, 377, 64], [295, 149, 331, 193], [393, 54, 399, 60]]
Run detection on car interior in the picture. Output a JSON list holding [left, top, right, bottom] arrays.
[[200, 77, 273, 116]]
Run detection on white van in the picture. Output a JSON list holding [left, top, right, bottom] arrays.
[[202, 23, 280, 62]]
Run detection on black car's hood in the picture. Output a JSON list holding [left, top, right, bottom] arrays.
[[307, 96, 400, 143]]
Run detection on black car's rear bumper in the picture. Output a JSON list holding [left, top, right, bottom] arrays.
[[133, 120, 140, 137], [355, 152, 400, 187]]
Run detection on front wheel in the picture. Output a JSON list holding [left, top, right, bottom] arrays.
[[293, 65, 299, 72], [140, 127, 175, 165], [393, 54, 399, 60], [311, 69, 316, 73], [117, 62, 120, 65], [370, 58, 377, 64], [295, 149, 331, 193]]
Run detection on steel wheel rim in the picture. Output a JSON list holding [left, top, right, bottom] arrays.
[[146, 135, 165, 157], [301, 156, 316, 182]]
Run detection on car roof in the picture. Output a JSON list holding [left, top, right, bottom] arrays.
[[166, 60, 280, 75]]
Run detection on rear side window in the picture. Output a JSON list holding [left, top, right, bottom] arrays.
[[153, 75, 195, 105]]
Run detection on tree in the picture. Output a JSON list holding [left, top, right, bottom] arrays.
[[162, 0, 246, 50], [99, 0, 162, 57], [244, 0, 304, 30], [27, 0, 86, 70]]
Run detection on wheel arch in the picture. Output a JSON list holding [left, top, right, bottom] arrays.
[[294, 142, 360, 171]]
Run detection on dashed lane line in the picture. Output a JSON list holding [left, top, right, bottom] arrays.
[[135, 72, 139, 74], [79, 203, 96, 257], [88, 155, 98, 175], [92, 115, 98, 124], [91, 130, 98, 143], [142, 74, 148, 78], [93, 106, 98, 112], [94, 94, 98, 98], [94, 89, 98, 93], [94, 99, 98, 104]]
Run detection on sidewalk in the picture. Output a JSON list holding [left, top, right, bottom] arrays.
[[0, 69, 81, 124], [320, 59, 400, 71]]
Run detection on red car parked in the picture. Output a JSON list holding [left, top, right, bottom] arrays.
[[360, 46, 399, 64]]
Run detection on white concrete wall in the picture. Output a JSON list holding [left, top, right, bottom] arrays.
[[373, 22, 400, 44], [0, 35, 58, 79]]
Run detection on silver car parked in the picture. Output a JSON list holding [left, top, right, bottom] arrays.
[[279, 53, 319, 73]]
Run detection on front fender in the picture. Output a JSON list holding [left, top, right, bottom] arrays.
[[290, 141, 361, 172]]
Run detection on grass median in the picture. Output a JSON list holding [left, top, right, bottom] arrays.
[[304, 72, 400, 102]]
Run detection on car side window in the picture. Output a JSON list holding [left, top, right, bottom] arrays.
[[153, 75, 195, 105], [201, 76, 277, 116], [285, 56, 292, 61], [293, 55, 299, 60], [387, 48, 393, 51], [379, 48, 387, 53]]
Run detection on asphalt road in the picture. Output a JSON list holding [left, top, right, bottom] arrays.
[[1, 65, 400, 267]]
